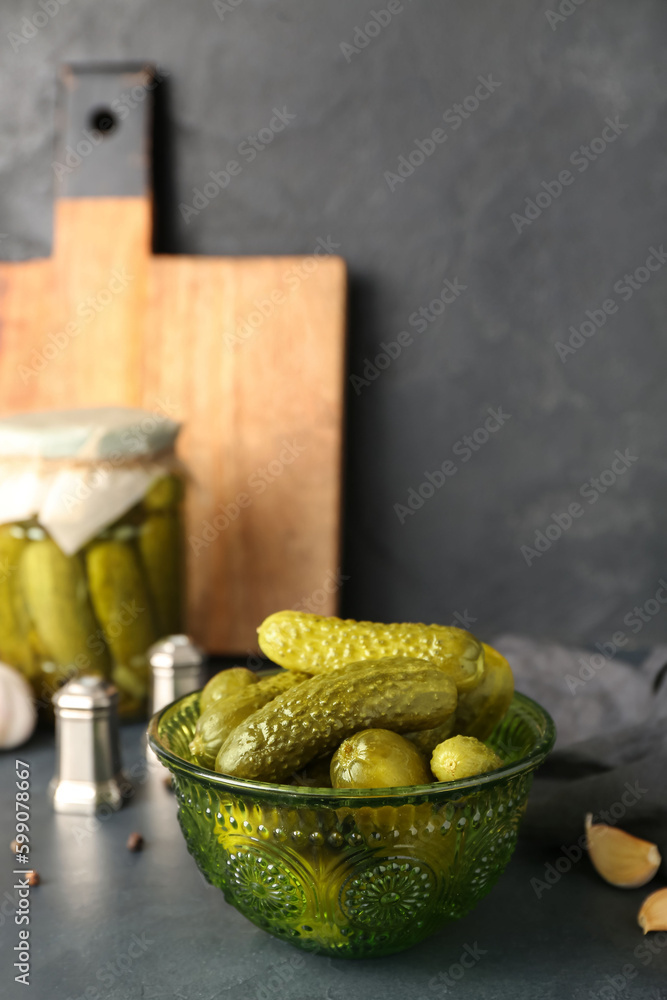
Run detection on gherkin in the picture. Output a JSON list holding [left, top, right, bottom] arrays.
[[331, 729, 431, 789], [143, 474, 183, 512], [215, 658, 458, 781], [190, 671, 302, 767], [452, 643, 514, 741], [86, 539, 158, 707], [404, 715, 456, 759], [21, 538, 111, 680], [0, 527, 36, 679], [199, 667, 258, 715], [431, 734, 503, 783], [137, 512, 182, 636], [406, 644, 514, 754], [257, 610, 484, 692]]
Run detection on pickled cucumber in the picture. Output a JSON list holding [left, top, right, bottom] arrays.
[[199, 667, 258, 714], [431, 734, 503, 783], [452, 643, 514, 741], [111, 502, 144, 530], [215, 658, 458, 781], [137, 512, 182, 636], [144, 474, 183, 512], [404, 715, 456, 759], [85, 539, 158, 703], [190, 671, 303, 767], [21, 538, 111, 680], [400, 644, 514, 755], [331, 729, 431, 789], [0, 527, 36, 678], [257, 611, 484, 692], [112, 662, 150, 702]]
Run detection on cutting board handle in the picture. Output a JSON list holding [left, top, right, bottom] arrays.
[[56, 63, 160, 200]]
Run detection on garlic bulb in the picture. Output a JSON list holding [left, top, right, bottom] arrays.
[[638, 888, 667, 933], [585, 814, 661, 888], [0, 662, 37, 749]]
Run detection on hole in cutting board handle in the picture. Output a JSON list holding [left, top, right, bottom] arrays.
[[57, 65, 154, 199], [88, 106, 118, 136]]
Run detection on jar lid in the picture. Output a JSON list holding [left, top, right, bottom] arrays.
[[0, 406, 180, 460]]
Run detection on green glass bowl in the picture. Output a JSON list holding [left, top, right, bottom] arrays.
[[148, 691, 554, 958]]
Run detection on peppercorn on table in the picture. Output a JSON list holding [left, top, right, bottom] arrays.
[[1, 706, 666, 1000]]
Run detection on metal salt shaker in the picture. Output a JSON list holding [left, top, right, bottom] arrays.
[[148, 635, 205, 716], [147, 635, 205, 762], [49, 676, 125, 815]]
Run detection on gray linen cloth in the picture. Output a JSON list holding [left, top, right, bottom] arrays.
[[492, 635, 667, 857]]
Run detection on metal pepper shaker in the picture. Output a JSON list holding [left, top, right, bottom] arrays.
[[49, 676, 125, 815], [148, 634, 205, 718], [147, 635, 205, 766]]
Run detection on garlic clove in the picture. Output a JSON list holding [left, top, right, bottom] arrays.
[[638, 888, 667, 933], [0, 662, 36, 750], [585, 813, 661, 888]]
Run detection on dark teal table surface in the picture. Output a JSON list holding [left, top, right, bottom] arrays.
[[2, 722, 666, 1000]]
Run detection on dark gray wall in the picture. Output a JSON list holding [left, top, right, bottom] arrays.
[[2, 0, 666, 647]]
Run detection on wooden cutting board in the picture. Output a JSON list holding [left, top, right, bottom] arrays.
[[0, 65, 346, 654]]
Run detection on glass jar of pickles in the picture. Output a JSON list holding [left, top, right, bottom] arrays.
[[0, 407, 185, 719]]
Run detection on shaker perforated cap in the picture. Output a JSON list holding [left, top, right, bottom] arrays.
[[148, 634, 205, 673], [52, 675, 119, 711], [148, 635, 205, 720]]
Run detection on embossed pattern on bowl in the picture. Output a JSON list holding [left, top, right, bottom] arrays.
[[148, 691, 554, 958]]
